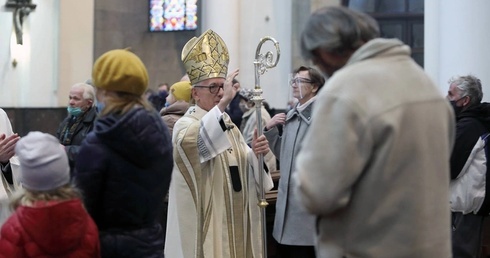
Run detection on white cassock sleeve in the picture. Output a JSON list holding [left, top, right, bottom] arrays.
[[0, 109, 19, 189], [198, 106, 232, 163]]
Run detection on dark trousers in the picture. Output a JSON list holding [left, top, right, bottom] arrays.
[[452, 212, 485, 258], [158, 200, 168, 250], [276, 243, 316, 258]]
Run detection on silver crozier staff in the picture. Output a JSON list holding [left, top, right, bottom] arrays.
[[252, 36, 280, 258]]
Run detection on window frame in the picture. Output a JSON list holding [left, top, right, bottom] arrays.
[[342, 0, 424, 67]]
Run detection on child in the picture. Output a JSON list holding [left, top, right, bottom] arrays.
[[0, 131, 100, 257]]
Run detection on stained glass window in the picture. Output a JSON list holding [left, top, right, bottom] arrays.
[[150, 0, 198, 32]]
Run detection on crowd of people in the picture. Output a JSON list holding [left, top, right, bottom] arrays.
[[0, 5, 487, 258]]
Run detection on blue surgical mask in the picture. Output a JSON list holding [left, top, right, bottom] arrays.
[[96, 102, 105, 113], [67, 106, 83, 116]]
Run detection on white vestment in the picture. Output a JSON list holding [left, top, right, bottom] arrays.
[[165, 105, 273, 258], [0, 108, 19, 226]]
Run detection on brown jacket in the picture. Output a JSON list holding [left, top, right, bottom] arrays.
[[160, 101, 190, 136]]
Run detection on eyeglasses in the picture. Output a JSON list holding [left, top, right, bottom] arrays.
[[194, 83, 224, 94], [289, 77, 313, 86]]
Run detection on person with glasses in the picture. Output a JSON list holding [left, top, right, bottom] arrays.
[[165, 29, 273, 258], [258, 66, 325, 258], [295, 6, 454, 257]]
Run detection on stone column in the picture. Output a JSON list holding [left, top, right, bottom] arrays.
[[202, 0, 240, 71], [425, 0, 490, 97]]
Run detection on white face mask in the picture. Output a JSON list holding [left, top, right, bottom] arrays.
[[239, 102, 250, 113]]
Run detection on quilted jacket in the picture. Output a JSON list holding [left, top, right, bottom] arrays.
[[0, 199, 100, 257]]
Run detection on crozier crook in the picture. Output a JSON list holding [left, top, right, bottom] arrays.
[[253, 36, 280, 258]]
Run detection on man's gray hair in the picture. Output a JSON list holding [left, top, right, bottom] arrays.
[[301, 6, 380, 60], [449, 75, 483, 107], [72, 83, 96, 107]]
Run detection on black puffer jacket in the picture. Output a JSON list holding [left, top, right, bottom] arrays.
[[450, 102, 490, 179], [75, 107, 173, 258]]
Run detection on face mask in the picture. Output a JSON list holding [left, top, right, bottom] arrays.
[[67, 106, 83, 116], [96, 102, 105, 113], [239, 103, 250, 113], [449, 97, 465, 117]]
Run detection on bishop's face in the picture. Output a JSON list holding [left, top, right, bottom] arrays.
[[192, 77, 225, 111]]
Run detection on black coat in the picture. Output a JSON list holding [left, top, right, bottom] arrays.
[[450, 103, 490, 179], [75, 107, 173, 258], [56, 107, 97, 173], [225, 94, 244, 128]]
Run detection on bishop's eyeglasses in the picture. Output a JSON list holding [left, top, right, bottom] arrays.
[[194, 83, 224, 94]]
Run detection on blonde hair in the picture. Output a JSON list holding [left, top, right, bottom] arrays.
[[10, 184, 81, 210], [100, 91, 154, 116]]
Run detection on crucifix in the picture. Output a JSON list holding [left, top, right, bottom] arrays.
[[5, 0, 37, 45]]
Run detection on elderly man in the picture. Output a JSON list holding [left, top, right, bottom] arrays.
[[295, 6, 455, 257], [446, 75, 490, 257], [165, 29, 273, 258], [56, 83, 97, 173]]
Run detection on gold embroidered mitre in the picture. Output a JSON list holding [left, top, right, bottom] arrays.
[[181, 29, 230, 85]]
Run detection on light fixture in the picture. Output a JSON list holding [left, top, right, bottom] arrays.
[[10, 31, 24, 68], [6, 0, 37, 45]]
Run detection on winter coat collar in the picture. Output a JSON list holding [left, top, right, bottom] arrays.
[[347, 38, 409, 66], [82, 106, 97, 123], [160, 101, 190, 116], [458, 102, 490, 130], [286, 101, 314, 125], [242, 107, 255, 119]]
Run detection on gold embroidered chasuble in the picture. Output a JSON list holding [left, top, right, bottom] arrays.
[[165, 105, 273, 258]]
